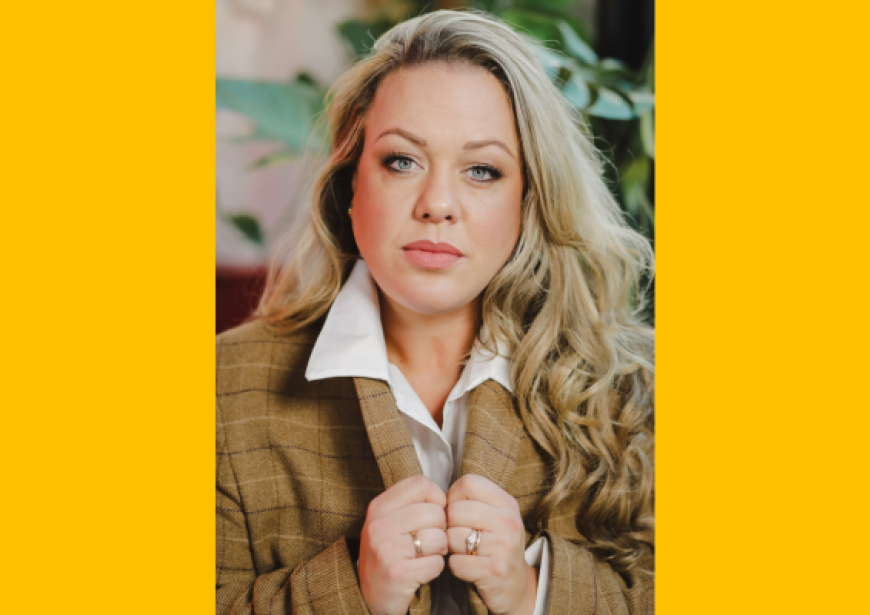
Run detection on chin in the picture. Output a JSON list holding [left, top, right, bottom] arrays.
[[391, 284, 480, 317], [399, 294, 472, 316]]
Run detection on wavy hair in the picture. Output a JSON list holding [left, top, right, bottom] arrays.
[[256, 9, 654, 574]]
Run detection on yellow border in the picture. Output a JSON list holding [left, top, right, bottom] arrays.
[[3, 1, 213, 611], [5, 1, 870, 612], [658, 1, 870, 612]]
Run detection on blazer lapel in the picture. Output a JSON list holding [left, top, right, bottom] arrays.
[[459, 380, 525, 615], [355, 377, 524, 615], [458, 379, 524, 491], [354, 377, 432, 614], [354, 377, 423, 489]]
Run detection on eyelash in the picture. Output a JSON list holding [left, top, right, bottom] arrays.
[[379, 152, 504, 183]]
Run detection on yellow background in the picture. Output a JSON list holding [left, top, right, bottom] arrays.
[[3, 1, 868, 612]]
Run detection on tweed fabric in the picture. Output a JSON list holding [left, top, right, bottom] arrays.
[[216, 319, 654, 614]]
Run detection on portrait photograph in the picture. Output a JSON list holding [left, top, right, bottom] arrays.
[[216, 2, 654, 613], [5, 1, 866, 614]]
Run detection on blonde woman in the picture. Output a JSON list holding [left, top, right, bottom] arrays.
[[216, 9, 654, 615]]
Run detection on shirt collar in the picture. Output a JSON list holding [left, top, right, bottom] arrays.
[[305, 259, 513, 395]]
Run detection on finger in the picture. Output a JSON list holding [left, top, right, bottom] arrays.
[[402, 554, 446, 587], [446, 499, 501, 532], [408, 528, 449, 558], [448, 554, 487, 585], [390, 502, 447, 534], [446, 527, 491, 556], [371, 475, 446, 515], [447, 474, 517, 512]]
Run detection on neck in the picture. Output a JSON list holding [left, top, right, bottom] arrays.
[[378, 291, 480, 426], [379, 292, 480, 370]]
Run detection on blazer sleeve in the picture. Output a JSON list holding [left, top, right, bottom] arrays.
[[216, 399, 373, 615], [542, 531, 653, 615]]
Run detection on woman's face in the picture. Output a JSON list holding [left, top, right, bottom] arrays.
[[351, 62, 524, 318]]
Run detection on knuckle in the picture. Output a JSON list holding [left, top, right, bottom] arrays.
[[505, 516, 524, 535], [460, 474, 479, 492], [371, 540, 390, 565], [367, 517, 386, 538], [411, 475, 430, 491], [490, 558, 510, 580], [365, 498, 381, 519]]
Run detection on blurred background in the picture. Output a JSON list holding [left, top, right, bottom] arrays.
[[216, 0, 655, 334]]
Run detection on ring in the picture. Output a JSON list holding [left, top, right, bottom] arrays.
[[466, 529, 482, 555], [411, 530, 423, 557]]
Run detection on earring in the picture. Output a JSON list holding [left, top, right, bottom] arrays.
[[348, 206, 352, 217]]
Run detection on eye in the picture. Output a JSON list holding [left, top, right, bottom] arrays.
[[381, 153, 418, 174], [468, 165, 503, 183]]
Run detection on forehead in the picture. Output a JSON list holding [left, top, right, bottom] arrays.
[[365, 62, 519, 154]]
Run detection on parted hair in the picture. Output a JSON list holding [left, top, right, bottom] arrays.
[[256, 9, 654, 575]]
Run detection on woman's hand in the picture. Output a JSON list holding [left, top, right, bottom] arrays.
[[446, 474, 538, 615], [358, 476, 449, 615]]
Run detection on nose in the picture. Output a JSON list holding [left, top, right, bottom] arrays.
[[413, 169, 460, 223]]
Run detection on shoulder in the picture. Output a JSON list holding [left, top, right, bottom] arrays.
[[216, 318, 321, 368], [216, 319, 326, 417]]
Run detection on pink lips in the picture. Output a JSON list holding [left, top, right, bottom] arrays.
[[401, 240, 463, 269]]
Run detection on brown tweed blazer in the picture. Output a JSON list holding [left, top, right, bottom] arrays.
[[216, 319, 653, 614]]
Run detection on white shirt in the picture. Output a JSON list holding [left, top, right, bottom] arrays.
[[306, 260, 551, 615]]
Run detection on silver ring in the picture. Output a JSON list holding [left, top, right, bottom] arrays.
[[466, 529, 482, 555], [412, 530, 423, 557]]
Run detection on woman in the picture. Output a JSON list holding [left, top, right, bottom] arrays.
[[217, 9, 654, 615]]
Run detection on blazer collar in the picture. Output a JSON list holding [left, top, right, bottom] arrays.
[[354, 377, 522, 615], [354, 377, 422, 489], [354, 376, 523, 494], [458, 379, 524, 492]]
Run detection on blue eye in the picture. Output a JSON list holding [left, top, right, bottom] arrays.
[[381, 153, 417, 174], [469, 165, 502, 182]]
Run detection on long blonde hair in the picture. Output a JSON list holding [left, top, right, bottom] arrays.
[[257, 9, 654, 574]]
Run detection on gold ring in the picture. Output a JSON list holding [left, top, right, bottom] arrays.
[[412, 530, 423, 557], [466, 529, 482, 555]]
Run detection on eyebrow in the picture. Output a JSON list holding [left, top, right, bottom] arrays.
[[464, 139, 515, 160], [375, 128, 516, 161]]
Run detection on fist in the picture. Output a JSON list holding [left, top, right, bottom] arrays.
[[445, 474, 537, 615], [358, 476, 449, 615]]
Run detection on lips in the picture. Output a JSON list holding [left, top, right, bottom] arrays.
[[401, 240, 463, 269]]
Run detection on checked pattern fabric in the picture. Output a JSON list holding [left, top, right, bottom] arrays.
[[216, 320, 653, 614]]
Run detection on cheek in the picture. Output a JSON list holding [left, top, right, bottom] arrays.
[[473, 194, 523, 264], [351, 181, 393, 260]]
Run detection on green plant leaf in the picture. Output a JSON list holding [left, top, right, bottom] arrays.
[[556, 20, 597, 64], [628, 91, 655, 115], [640, 110, 655, 159], [562, 74, 591, 109], [508, 0, 576, 9], [229, 214, 264, 245], [624, 181, 654, 224], [216, 76, 325, 154], [502, 9, 564, 43], [337, 19, 385, 59], [571, 65, 598, 83], [587, 86, 634, 120], [528, 42, 568, 80]]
